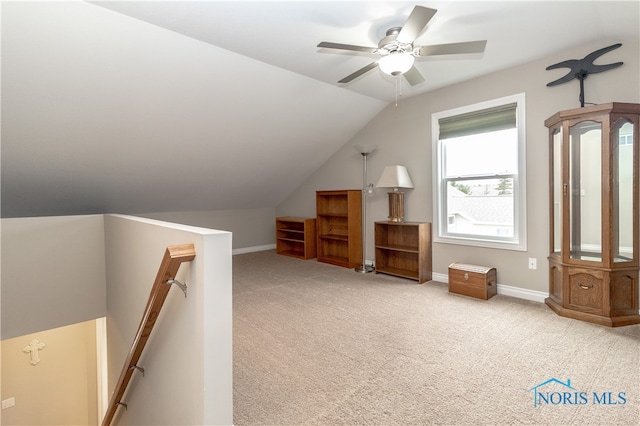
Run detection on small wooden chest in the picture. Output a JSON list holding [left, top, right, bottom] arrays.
[[448, 263, 497, 300]]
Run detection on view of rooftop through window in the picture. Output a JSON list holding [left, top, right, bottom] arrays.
[[444, 128, 517, 238]]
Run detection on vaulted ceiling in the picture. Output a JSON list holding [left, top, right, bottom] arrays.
[[2, 1, 638, 217]]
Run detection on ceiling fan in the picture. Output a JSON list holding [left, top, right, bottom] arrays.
[[318, 5, 487, 85]]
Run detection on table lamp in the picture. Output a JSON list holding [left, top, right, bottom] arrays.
[[376, 165, 414, 222]]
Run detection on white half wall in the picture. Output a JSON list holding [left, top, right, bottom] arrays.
[[104, 214, 232, 425], [141, 207, 275, 250], [0, 215, 107, 340]]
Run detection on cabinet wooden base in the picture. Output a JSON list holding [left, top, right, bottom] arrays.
[[545, 297, 640, 327], [547, 259, 640, 327]]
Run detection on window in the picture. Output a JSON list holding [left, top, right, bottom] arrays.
[[619, 129, 633, 145], [432, 93, 527, 250]]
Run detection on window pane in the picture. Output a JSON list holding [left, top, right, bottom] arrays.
[[446, 178, 514, 238], [444, 128, 518, 177]]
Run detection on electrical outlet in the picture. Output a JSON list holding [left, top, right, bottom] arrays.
[[2, 397, 15, 409], [528, 258, 537, 270]]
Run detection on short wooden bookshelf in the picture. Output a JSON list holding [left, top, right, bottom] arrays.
[[276, 217, 317, 260], [375, 221, 432, 283]]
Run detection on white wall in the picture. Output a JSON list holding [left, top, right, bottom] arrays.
[[0, 215, 106, 340], [277, 39, 640, 295], [104, 214, 232, 425], [142, 207, 275, 250]]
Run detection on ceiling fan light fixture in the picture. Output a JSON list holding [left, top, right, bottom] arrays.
[[378, 52, 415, 76]]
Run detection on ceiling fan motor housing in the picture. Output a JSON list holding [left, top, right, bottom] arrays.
[[378, 27, 413, 55]]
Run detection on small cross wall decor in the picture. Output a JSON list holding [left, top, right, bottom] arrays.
[[23, 339, 46, 366]]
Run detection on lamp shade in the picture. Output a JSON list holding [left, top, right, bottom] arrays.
[[376, 165, 414, 189], [378, 52, 415, 76]]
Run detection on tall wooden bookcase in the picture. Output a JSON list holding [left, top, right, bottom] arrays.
[[316, 190, 362, 268]]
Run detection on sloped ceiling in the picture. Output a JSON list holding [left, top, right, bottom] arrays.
[[2, 1, 638, 217], [90, 0, 640, 102], [1, 1, 386, 217]]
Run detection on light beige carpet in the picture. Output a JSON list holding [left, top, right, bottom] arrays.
[[233, 250, 640, 425]]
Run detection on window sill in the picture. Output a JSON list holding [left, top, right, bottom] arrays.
[[434, 235, 527, 252]]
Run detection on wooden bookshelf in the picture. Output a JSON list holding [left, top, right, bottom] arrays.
[[316, 190, 362, 268], [276, 217, 316, 260], [375, 221, 432, 283]]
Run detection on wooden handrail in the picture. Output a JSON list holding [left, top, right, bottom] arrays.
[[102, 244, 196, 426]]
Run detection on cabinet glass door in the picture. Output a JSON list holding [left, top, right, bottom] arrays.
[[613, 119, 635, 262], [552, 127, 563, 256], [569, 120, 602, 261]]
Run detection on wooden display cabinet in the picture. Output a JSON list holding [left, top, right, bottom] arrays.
[[545, 103, 640, 326], [276, 217, 317, 260], [374, 221, 432, 283], [316, 190, 362, 268]]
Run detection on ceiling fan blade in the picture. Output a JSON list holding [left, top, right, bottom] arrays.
[[416, 40, 487, 57], [403, 67, 425, 86], [338, 62, 378, 84], [396, 6, 437, 43], [318, 41, 378, 54]]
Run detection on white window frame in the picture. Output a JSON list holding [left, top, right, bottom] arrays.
[[432, 93, 527, 251]]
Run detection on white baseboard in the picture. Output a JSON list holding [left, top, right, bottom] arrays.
[[431, 272, 548, 304], [432, 272, 449, 283], [496, 284, 548, 303], [232, 244, 276, 255]]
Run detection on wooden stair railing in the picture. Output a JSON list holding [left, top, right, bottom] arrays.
[[101, 243, 196, 426]]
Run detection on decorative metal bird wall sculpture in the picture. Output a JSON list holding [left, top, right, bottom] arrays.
[[546, 43, 623, 107]]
